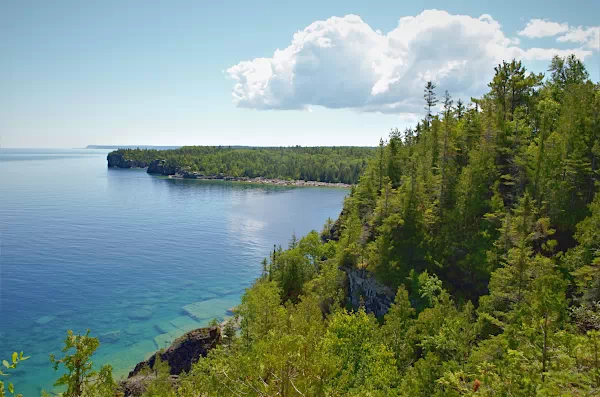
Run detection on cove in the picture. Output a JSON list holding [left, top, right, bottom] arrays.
[[0, 149, 348, 395]]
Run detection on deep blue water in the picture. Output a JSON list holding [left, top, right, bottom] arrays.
[[0, 149, 348, 395]]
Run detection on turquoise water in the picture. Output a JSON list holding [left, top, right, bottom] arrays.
[[0, 149, 348, 395]]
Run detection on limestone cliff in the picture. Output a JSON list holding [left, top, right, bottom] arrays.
[[107, 153, 147, 169], [343, 267, 395, 318]]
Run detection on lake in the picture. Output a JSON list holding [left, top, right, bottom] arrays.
[[0, 149, 348, 395]]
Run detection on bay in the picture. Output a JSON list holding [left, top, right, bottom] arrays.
[[0, 149, 348, 395]]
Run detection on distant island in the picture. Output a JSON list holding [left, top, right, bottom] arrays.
[[107, 146, 376, 186]]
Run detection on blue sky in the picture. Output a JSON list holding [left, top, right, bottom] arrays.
[[1, 0, 599, 148]]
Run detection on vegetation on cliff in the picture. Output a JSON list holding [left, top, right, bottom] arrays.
[[141, 54, 599, 396], [109, 146, 376, 184]]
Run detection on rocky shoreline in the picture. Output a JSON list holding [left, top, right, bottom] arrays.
[[167, 172, 352, 188], [114, 259, 390, 396], [107, 153, 351, 188], [120, 326, 222, 396]]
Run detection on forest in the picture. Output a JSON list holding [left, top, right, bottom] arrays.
[[3, 54, 599, 396], [111, 146, 376, 184]]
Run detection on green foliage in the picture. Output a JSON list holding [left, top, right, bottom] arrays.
[[47, 330, 116, 397], [141, 355, 176, 397], [112, 146, 375, 184], [160, 55, 600, 396], [0, 352, 29, 397], [168, 55, 599, 397]]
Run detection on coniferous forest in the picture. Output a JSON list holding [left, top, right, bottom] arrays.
[[111, 146, 376, 185], [3, 54, 600, 396], [162, 55, 600, 396]]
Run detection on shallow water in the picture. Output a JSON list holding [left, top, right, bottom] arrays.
[[0, 149, 348, 395]]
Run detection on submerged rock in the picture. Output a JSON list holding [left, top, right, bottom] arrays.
[[120, 326, 221, 396], [99, 330, 121, 344], [127, 306, 154, 320], [182, 297, 233, 321], [124, 325, 143, 336], [35, 315, 56, 325]]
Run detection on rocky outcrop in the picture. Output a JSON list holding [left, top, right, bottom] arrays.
[[107, 153, 147, 168], [120, 327, 221, 396], [130, 326, 221, 376], [344, 267, 395, 318], [121, 374, 177, 397], [147, 159, 179, 175]]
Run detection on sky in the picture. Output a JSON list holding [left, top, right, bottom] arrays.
[[1, 0, 599, 148]]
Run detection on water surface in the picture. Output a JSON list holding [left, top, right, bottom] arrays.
[[0, 149, 348, 394]]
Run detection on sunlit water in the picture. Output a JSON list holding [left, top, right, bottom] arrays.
[[0, 149, 348, 395]]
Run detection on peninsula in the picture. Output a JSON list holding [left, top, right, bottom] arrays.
[[107, 146, 375, 186]]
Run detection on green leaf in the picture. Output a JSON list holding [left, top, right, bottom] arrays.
[[11, 353, 17, 365], [2, 360, 9, 369], [8, 382, 14, 393]]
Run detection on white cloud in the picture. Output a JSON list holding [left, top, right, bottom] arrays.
[[519, 18, 599, 51], [558, 26, 600, 51], [227, 10, 594, 113], [518, 19, 569, 38]]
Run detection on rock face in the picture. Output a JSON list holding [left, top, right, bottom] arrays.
[[147, 159, 179, 175], [129, 326, 221, 376], [120, 327, 221, 396], [344, 267, 395, 318], [107, 153, 147, 168]]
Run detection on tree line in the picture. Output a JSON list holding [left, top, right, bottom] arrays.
[[112, 146, 376, 184]]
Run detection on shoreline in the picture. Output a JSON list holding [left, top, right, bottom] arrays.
[[164, 173, 352, 188], [106, 152, 354, 188]]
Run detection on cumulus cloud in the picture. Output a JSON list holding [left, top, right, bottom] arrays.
[[227, 10, 594, 113], [519, 18, 599, 51], [518, 19, 569, 38], [557, 26, 600, 51]]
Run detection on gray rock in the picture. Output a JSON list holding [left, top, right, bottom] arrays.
[[147, 159, 179, 175], [120, 327, 221, 396], [107, 153, 147, 169], [344, 267, 395, 318]]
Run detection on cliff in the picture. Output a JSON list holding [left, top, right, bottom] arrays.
[[107, 153, 148, 169], [343, 267, 395, 318], [146, 159, 179, 175]]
